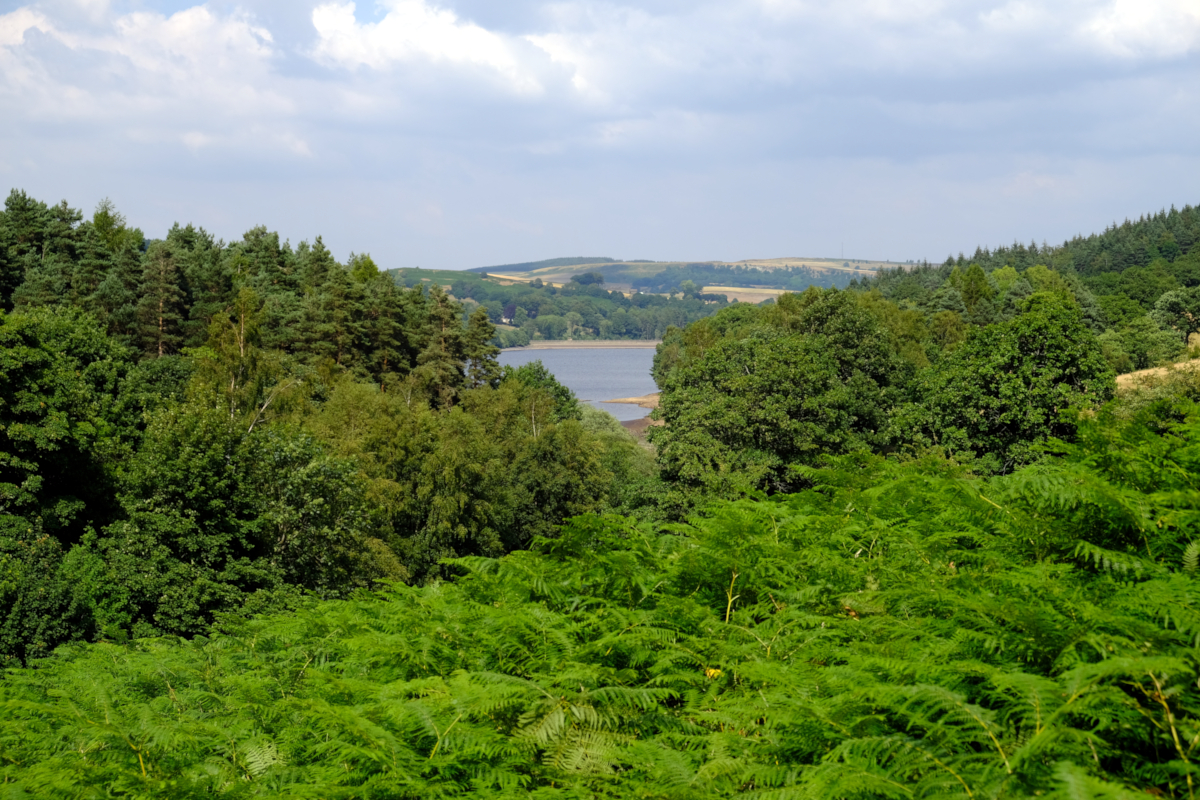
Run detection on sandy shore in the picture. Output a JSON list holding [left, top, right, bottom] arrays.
[[604, 393, 660, 409], [502, 340, 661, 351]]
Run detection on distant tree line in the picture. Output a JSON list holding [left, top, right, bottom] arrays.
[[632, 261, 861, 293], [848, 204, 1200, 375], [393, 267, 734, 347]]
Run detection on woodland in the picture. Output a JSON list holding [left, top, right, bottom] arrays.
[[3, 189, 1200, 798], [629, 262, 860, 294], [393, 267, 731, 348]]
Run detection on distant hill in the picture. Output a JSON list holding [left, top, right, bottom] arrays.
[[475, 256, 889, 293], [470, 257, 624, 274]]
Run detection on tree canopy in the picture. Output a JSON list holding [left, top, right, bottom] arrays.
[[3, 188, 1200, 798]]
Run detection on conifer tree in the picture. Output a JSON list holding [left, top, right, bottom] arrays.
[[464, 306, 501, 389], [416, 284, 466, 407], [69, 224, 113, 306], [10, 254, 70, 308], [324, 267, 366, 367], [362, 276, 406, 389], [87, 247, 142, 345], [89, 198, 141, 252], [346, 251, 379, 283], [8, 198, 82, 310], [0, 190, 50, 307], [167, 223, 228, 348], [295, 236, 339, 288], [136, 242, 186, 357]]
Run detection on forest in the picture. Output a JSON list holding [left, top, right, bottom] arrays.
[[630, 262, 861, 294], [4, 189, 1200, 798], [392, 267, 730, 348], [848, 204, 1200, 375]]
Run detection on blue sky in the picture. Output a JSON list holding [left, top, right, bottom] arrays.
[[1, 0, 1197, 269]]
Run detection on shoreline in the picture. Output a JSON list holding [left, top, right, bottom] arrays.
[[604, 393, 660, 410], [501, 340, 661, 351]]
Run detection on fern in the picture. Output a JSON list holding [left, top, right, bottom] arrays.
[[7, 418, 1200, 797], [1183, 540, 1200, 573]]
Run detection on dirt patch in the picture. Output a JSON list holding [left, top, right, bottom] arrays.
[[620, 416, 663, 435], [1116, 358, 1200, 392], [621, 415, 663, 449]]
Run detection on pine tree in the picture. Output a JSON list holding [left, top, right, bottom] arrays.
[[416, 284, 466, 407], [324, 267, 366, 368], [7, 198, 82, 310], [464, 306, 501, 389], [166, 223, 229, 348], [136, 242, 186, 357], [69, 224, 113, 306], [10, 254, 70, 308], [361, 276, 406, 389], [87, 246, 142, 345], [295, 236, 339, 289], [0, 190, 50, 307]]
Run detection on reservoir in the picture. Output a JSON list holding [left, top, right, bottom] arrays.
[[498, 347, 658, 421]]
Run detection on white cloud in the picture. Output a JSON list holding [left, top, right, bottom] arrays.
[[109, 7, 274, 75], [0, 7, 52, 47], [1082, 0, 1200, 58], [0, 1, 301, 159], [311, 0, 539, 92], [0, 0, 1196, 269]]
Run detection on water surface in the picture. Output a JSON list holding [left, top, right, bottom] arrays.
[[498, 348, 657, 421]]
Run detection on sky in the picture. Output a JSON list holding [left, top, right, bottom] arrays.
[[1, 0, 1198, 269]]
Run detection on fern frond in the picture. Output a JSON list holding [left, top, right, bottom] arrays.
[[1183, 540, 1200, 573]]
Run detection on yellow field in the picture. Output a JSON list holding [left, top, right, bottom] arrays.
[[702, 286, 788, 303]]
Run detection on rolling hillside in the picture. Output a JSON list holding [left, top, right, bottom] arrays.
[[474, 256, 895, 292]]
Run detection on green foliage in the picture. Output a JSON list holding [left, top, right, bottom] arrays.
[[578, 405, 659, 513], [921, 294, 1115, 471], [850, 207, 1200, 377], [1152, 286, 1200, 342], [8, 190, 1200, 799], [0, 520, 95, 667], [0, 306, 131, 536], [652, 288, 913, 497], [7, 405, 1200, 796], [500, 359, 582, 421], [305, 378, 612, 581], [1097, 316, 1182, 373]]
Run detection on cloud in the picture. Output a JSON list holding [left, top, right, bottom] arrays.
[[0, 0, 309, 163], [0, 7, 53, 47], [0, 0, 1195, 269], [1082, 0, 1200, 58], [311, 0, 540, 92]]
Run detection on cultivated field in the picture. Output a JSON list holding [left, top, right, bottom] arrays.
[[482, 256, 894, 291], [701, 285, 788, 303]]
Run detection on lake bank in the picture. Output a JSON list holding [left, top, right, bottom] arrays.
[[501, 340, 661, 351], [604, 393, 660, 410]]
